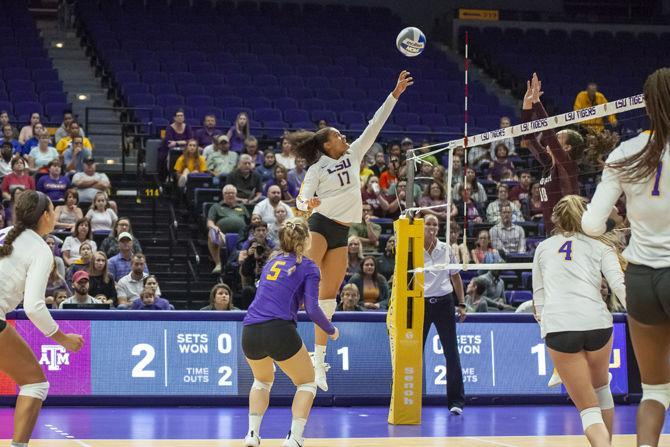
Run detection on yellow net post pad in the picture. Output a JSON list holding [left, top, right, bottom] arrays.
[[387, 217, 425, 425]]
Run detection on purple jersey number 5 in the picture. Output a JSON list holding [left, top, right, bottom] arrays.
[[652, 162, 663, 197]]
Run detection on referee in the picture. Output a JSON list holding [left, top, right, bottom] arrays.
[[422, 214, 466, 414]]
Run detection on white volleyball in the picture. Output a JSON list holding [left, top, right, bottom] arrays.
[[396, 27, 426, 57]]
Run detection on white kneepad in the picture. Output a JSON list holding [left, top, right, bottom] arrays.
[[19, 381, 49, 401], [595, 372, 614, 410], [641, 382, 670, 410], [251, 379, 273, 393], [296, 382, 317, 397], [319, 299, 337, 320], [580, 407, 604, 432]]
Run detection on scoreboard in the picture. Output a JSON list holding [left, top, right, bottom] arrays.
[[3, 311, 628, 399]]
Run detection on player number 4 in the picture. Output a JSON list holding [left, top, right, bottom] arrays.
[[558, 241, 573, 261], [652, 162, 663, 197]]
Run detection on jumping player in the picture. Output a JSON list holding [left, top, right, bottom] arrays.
[[533, 195, 626, 447], [289, 70, 413, 391], [242, 217, 339, 447], [582, 67, 670, 447], [0, 191, 84, 447]]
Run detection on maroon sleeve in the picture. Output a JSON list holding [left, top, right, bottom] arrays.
[[522, 104, 552, 167], [533, 103, 570, 166]]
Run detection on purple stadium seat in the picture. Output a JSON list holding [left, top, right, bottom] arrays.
[[123, 82, 149, 96], [295, 65, 320, 77], [189, 62, 214, 74], [114, 71, 140, 84], [341, 88, 366, 101], [170, 72, 196, 85], [301, 98, 324, 112], [421, 114, 448, 127], [261, 86, 287, 99], [151, 83, 177, 95], [186, 95, 213, 107], [283, 109, 310, 124], [274, 97, 298, 110], [223, 107, 252, 122], [215, 96, 243, 109], [254, 108, 282, 122], [394, 112, 420, 126], [142, 72, 169, 84], [245, 97, 271, 109], [178, 84, 205, 96], [253, 74, 278, 87], [310, 110, 336, 123], [14, 101, 42, 117], [288, 87, 313, 100], [279, 75, 304, 88], [36, 80, 63, 93], [305, 76, 330, 90], [127, 93, 155, 106], [45, 102, 68, 120], [156, 94, 184, 108], [7, 79, 34, 92], [0, 100, 12, 114], [339, 111, 365, 126], [225, 73, 250, 87], [261, 121, 289, 137], [198, 73, 224, 86], [10, 91, 38, 102], [194, 106, 224, 121], [211, 86, 236, 97], [315, 88, 340, 101]]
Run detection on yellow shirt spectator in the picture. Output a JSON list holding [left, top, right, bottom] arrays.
[[56, 136, 93, 154], [573, 86, 617, 132], [174, 154, 207, 174]]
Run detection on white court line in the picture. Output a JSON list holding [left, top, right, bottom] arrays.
[[465, 436, 520, 447], [44, 423, 92, 447]]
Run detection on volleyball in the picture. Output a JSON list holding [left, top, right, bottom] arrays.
[[396, 27, 426, 57]]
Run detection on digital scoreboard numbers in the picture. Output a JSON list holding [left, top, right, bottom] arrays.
[[91, 321, 239, 395]]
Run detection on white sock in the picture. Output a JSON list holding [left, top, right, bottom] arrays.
[[11, 443, 29, 447], [289, 417, 307, 443], [314, 345, 326, 365], [248, 413, 263, 437]]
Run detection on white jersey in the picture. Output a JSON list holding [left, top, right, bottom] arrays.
[[532, 233, 625, 338], [0, 227, 59, 337], [582, 132, 670, 268], [296, 94, 398, 224]]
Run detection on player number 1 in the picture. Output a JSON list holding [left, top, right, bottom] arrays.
[[652, 162, 663, 197]]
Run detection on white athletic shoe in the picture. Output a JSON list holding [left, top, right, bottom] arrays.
[[281, 432, 303, 447], [244, 431, 260, 447], [548, 370, 563, 388], [310, 352, 330, 392], [449, 406, 463, 415]]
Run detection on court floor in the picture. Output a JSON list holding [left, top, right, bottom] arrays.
[[1, 405, 669, 447]]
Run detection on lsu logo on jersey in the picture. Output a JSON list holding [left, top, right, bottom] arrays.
[[326, 158, 351, 174]]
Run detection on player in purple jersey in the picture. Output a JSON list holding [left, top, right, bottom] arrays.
[[242, 217, 339, 447]]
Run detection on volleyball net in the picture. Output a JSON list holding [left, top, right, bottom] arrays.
[[387, 93, 643, 424]]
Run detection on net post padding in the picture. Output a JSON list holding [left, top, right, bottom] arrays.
[[387, 216, 425, 425]]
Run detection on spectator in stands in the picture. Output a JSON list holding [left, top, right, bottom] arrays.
[[370, 152, 387, 178], [268, 205, 288, 243], [522, 182, 544, 222], [359, 158, 375, 185], [108, 232, 147, 282], [317, 119, 328, 130], [348, 203, 381, 253], [252, 184, 294, 226], [46, 258, 70, 300], [227, 154, 263, 204], [0, 142, 12, 180], [420, 182, 457, 222], [348, 256, 389, 310], [509, 170, 532, 205], [449, 154, 465, 188], [454, 167, 487, 203], [116, 253, 150, 305], [417, 141, 439, 166], [174, 139, 208, 189], [46, 289, 68, 310], [400, 137, 414, 154], [63, 136, 93, 173], [464, 277, 489, 313], [287, 156, 306, 192], [573, 82, 617, 132], [385, 178, 407, 220], [164, 108, 192, 150], [37, 159, 69, 203], [1, 157, 35, 201], [72, 157, 110, 204], [449, 223, 470, 264], [130, 276, 171, 310], [336, 284, 364, 311], [346, 236, 364, 278], [0, 124, 21, 155], [256, 150, 277, 185], [377, 235, 395, 280], [204, 135, 238, 178], [88, 251, 117, 306], [264, 164, 296, 206], [239, 222, 272, 288], [361, 175, 389, 218], [243, 136, 264, 166], [227, 112, 250, 153], [5, 187, 26, 224], [201, 283, 238, 310], [195, 114, 222, 149], [380, 156, 399, 192], [56, 121, 93, 154], [470, 230, 503, 264], [18, 112, 41, 145], [59, 271, 101, 308], [486, 184, 523, 225], [275, 136, 296, 170], [468, 144, 491, 170], [496, 116, 516, 157], [55, 189, 83, 231], [27, 133, 58, 173], [388, 142, 402, 160], [62, 218, 97, 266], [454, 184, 485, 223], [0, 111, 18, 140], [475, 270, 508, 310], [488, 144, 515, 182], [65, 240, 93, 285], [490, 204, 526, 256], [21, 122, 45, 155], [100, 217, 142, 258], [415, 160, 435, 191], [54, 110, 85, 143], [86, 191, 117, 233], [207, 184, 250, 273]]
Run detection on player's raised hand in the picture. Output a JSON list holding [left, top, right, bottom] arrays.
[[392, 71, 414, 99], [531, 72, 544, 103], [523, 80, 533, 110]]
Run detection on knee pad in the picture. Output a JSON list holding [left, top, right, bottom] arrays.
[[319, 299, 337, 320], [594, 372, 614, 410], [580, 407, 604, 432], [19, 381, 49, 401], [641, 382, 670, 410], [251, 379, 273, 393], [296, 382, 317, 397]]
